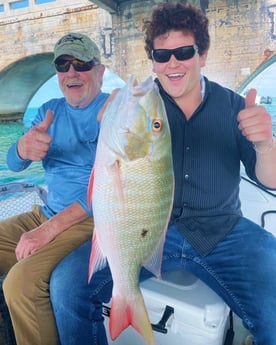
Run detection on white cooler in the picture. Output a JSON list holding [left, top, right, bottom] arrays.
[[103, 269, 230, 345]]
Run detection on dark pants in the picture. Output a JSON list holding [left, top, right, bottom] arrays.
[[0, 276, 16, 345]]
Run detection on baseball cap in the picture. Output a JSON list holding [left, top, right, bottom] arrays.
[[53, 33, 101, 63]]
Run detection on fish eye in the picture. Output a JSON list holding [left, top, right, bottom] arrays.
[[152, 119, 163, 132]]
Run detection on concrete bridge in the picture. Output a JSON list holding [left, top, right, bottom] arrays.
[[0, 0, 275, 120]]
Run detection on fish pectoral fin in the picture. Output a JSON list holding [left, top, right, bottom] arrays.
[[109, 292, 154, 345], [143, 234, 166, 279], [87, 167, 95, 209], [88, 231, 107, 283], [98, 89, 120, 123], [108, 160, 125, 205]]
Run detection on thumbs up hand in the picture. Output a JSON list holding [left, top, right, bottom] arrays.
[[18, 109, 54, 161], [34, 109, 54, 133], [238, 89, 273, 148]]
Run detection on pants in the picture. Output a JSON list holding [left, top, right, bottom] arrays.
[[0, 275, 16, 345], [50, 217, 276, 345], [0, 205, 93, 345]]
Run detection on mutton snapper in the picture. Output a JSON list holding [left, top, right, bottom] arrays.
[[88, 76, 174, 345]]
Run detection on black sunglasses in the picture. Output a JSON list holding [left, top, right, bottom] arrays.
[[54, 58, 100, 72], [151, 45, 198, 63]]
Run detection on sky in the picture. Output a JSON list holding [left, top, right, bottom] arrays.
[[29, 68, 126, 107]]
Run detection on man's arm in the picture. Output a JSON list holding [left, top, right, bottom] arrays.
[[254, 138, 276, 189], [15, 202, 89, 261]]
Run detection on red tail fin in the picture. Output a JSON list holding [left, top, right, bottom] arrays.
[[109, 292, 155, 345]]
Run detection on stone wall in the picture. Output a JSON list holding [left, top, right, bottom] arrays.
[[0, 0, 112, 72], [205, 0, 276, 89], [110, 0, 276, 89]]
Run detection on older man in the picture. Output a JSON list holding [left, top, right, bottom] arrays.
[[0, 32, 108, 345]]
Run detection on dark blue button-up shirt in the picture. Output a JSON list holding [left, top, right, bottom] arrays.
[[157, 77, 259, 255]]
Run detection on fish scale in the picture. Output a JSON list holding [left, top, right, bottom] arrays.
[[88, 76, 174, 345]]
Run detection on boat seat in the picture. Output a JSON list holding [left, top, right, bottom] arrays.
[[0, 182, 47, 221]]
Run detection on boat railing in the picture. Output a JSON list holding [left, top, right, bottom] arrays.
[[240, 175, 276, 229]]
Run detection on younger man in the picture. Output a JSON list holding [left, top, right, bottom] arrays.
[[51, 4, 276, 345]]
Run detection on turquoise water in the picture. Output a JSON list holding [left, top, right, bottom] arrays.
[[1, 101, 276, 186], [0, 108, 45, 185]]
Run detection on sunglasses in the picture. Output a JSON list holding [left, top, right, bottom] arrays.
[[54, 58, 100, 72], [151, 45, 198, 63]]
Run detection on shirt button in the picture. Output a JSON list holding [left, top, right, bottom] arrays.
[[184, 174, 189, 180], [186, 146, 190, 151]]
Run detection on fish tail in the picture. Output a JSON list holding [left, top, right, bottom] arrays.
[[109, 292, 155, 345]]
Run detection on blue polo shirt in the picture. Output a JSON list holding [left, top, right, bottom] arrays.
[[157, 77, 259, 255], [7, 92, 109, 218]]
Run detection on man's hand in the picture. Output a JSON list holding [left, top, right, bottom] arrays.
[[17, 109, 54, 161], [15, 203, 89, 261], [15, 223, 56, 261], [238, 89, 273, 149]]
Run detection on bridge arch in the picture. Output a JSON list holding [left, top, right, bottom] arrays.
[[237, 54, 276, 94], [0, 53, 55, 121]]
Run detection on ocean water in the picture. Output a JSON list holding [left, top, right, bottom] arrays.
[[1, 101, 276, 186], [0, 108, 45, 185]]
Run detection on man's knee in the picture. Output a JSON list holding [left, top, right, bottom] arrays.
[[3, 263, 35, 305]]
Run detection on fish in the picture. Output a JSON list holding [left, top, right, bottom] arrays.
[[88, 76, 174, 345]]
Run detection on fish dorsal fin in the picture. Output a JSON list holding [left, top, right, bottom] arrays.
[[88, 232, 107, 282], [143, 232, 166, 279]]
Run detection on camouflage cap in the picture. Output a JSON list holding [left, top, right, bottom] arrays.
[[53, 32, 101, 62]]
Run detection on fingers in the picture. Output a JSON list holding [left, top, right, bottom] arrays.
[[15, 240, 29, 261], [17, 110, 54, 161], [238, 89, 273, 143], [15, 233, 39, 261]]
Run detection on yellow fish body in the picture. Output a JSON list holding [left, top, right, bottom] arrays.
[[88, 76, 174, 345]]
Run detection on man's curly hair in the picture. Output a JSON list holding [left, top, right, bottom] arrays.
[[143, 3, 210, 59]]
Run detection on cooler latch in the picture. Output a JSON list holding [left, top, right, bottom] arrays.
[[152, 305, 174, 334], [102, 304, 174, 335]]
